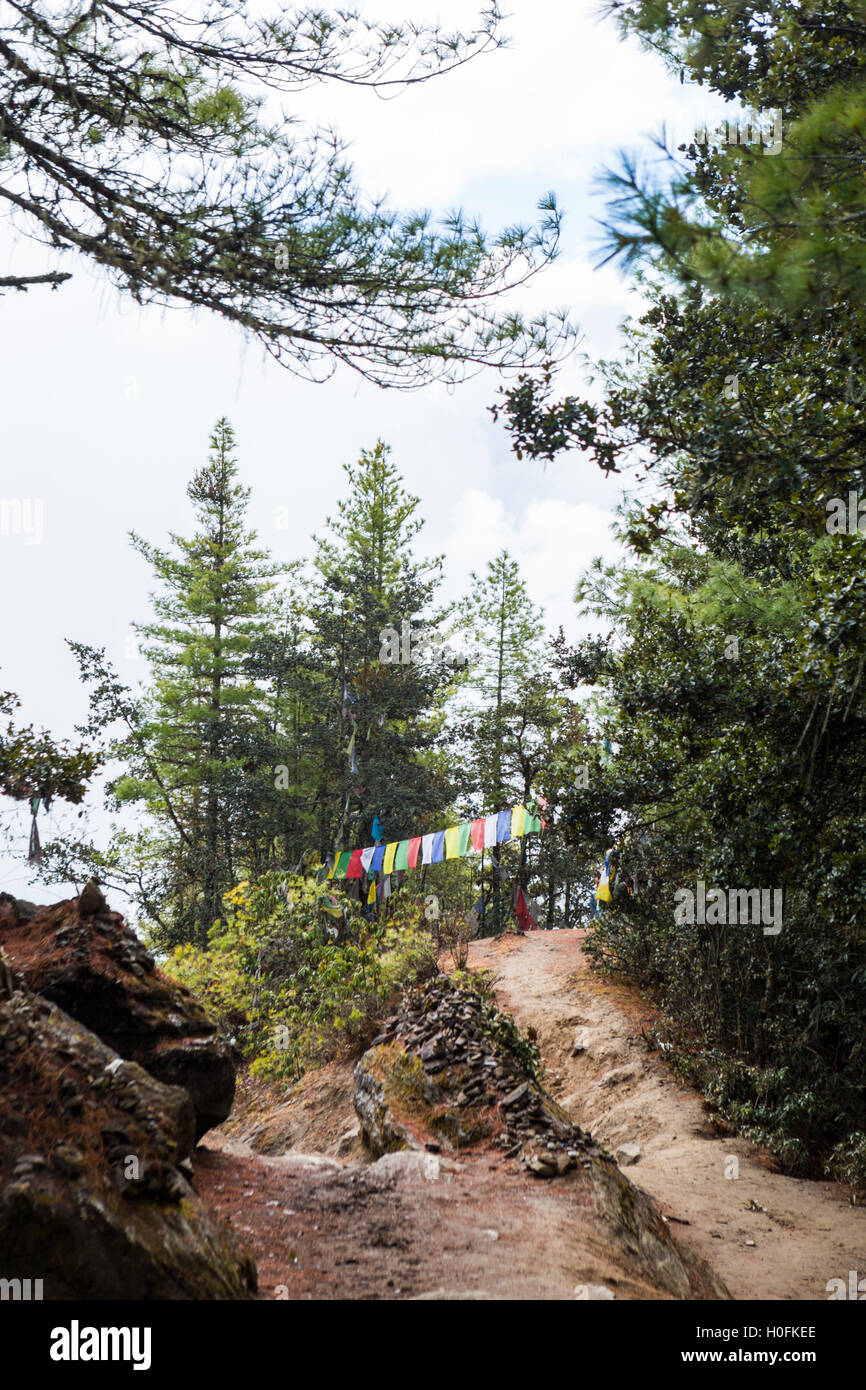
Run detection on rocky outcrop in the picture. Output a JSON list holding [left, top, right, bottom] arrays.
[[354, 1044, 431, 1155], [355, 975, 597, 1169], [0, 952, 256, 1300], [354, 974, 730, 1300], [0, 892, 234, 1140]]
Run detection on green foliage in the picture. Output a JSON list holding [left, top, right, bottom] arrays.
[[0, 687, 100, 807], [589, 1, 866, 319], [61, 420, 289, 946], [492, 0, 866, 1182], [454, 550, 572, 930], [378, 896, 440, 994], [300, 440, 458, 855], [164, 872, 442, 1081], [164, 873, 383, 1079], [0, 1, 574, 381]]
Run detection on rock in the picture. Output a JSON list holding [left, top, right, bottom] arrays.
[[615, 1142, 642, 1166], [585, 1154, 729, 1300], [78, 879, 106, 917], [353, 1044, 427, 1156], [0, 892, 235, 1141], [502, 1082, 530, 1108], [575, 1284, 616, 1300], [601, 1064, 639, 1087], [335, 1124, 361, 1158], [0, 982, 256, 1300], [572, 1029, 590, 1055], [526, 1152, 558, 1177], [370, 1151, 441, 1182]]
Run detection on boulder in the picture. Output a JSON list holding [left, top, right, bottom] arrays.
[[0, 961, 256, 1299], [615, 1142, 642, 1166], [0, 892, 234, 1140], [353, 1044, 428, 1156]]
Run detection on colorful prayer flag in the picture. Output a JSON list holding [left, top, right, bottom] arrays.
[[383, 842, 398, 874], [394, 839, 410, 872], [513, 883, 538, 931]]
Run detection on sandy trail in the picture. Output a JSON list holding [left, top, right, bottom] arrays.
[[471, 929, 866, 1301]]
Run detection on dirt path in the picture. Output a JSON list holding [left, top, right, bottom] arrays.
[[471, 929, 866, 1301], [194, 1140, 689, 1300], [193, 929, 865, 1300]]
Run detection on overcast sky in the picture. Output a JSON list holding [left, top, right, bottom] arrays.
[[0, 0, 712, 899]]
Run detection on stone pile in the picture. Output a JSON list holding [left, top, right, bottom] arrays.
[[363, 974, 605, 1176]]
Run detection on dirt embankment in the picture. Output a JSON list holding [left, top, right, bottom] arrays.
[[473, 930, 866, 1301]]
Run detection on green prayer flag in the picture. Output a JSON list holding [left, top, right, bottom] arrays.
[[394, 839, 411, 871], [457, 822, 472, 856]]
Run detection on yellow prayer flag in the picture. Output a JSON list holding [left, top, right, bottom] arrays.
[[383, 841, 398, 874]]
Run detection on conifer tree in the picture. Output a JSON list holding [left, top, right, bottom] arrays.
[[303, 442, 455, 855], [64, 420, 285, 946]]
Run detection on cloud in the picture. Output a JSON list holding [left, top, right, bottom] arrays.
[[442, 487, 623, 638], [295, 0, 709, 208]]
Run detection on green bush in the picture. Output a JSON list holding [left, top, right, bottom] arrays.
[[586, 896, 866, 1189], [164, 873, 441, 1081]]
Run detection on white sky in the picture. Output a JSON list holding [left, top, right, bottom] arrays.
[[0, 0, 712, 899]]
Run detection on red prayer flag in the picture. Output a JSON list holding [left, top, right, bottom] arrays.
[[407, 836, 422, 869], [346, 848, 364, 879], [514, 885, 538, 932], [470, 818, 485, 851]]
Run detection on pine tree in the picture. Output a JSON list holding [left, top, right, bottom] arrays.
[[456, 550, 549, 928], [0, 2, 570, 382], [114, 419, 285, 945], [303, 442, 455, 856]]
